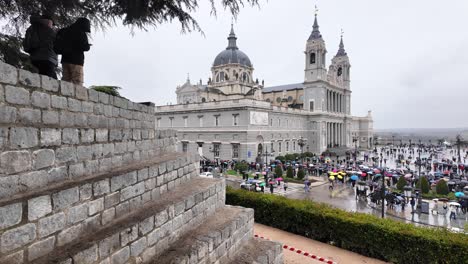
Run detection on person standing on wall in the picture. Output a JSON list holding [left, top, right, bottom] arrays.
[[23, 14, 58, 79], [55, 17, 91, 85]]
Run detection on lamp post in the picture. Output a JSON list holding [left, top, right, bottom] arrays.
[[352, 136, 358, 168], [381, 167, 385, 218], [416, 141, 423, 211], [298, 137, 306, 166]]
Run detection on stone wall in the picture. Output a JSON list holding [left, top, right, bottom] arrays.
[[0, 61, 177, 200]]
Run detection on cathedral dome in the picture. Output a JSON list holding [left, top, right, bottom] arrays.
[[213, 25, 252, 68]]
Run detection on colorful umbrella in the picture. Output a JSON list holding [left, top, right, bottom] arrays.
[[276, 177, 283, 181], [337, 175, 343, 180], [361, 172, 367, 177], [350, 175, 358, 181], [373, 169, 381, 174], [455, 192, 465, 197], [329, 176, 335, 181], [339, 171, 346, 176], [258, 182, 266, 187], [333, 169, 338, 172]]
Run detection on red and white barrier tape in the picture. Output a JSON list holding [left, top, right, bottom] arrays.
[[254, 234, 337, 264]]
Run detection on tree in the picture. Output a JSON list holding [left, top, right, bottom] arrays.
[[286, 166, 293, 178], [297, 169, 305, 180], [274, 166, 283, 178], [275, 156, 285, 163], [419, 176, 430, 194], [234, 161, 248, 174], [436, 180, 449, 195], [284, 154, 295, 161], [90, 85, 122, 97], [396, 176, 407, 191], [0, 0, 260, 69]]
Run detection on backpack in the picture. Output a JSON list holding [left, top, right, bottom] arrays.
[[54, 28, 70, 54], [23, 26, 40, 54]]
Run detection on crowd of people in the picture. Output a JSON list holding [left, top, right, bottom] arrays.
[[23, 14, 91, 85]]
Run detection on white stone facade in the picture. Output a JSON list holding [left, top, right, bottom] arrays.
[[156, 14, 373, 163]]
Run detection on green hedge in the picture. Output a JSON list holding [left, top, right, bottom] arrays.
[[226, 187, 468, 264]]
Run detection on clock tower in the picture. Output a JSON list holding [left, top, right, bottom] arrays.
[[304, 12, 327, 83]]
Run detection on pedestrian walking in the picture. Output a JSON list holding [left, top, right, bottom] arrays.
[[55, 17, 91, 85], [410, 197, 415, 213], [283, 181, 288, 193], [269, 184, 274, 194], [401, 200, 406, 211], [449, 205, 457, 220], [23, 14, 58, 79]]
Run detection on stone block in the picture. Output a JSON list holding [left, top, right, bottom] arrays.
[[93, 180, 110, 196], [154, 210, 168, 228], [42, 110, 59, 125], [38, 212, 65, 237], [55, 146, 77, 163], [88, 88, 99, 102], [139, 216, 154, 236], [96, 129, 109, 142], [111, 246, 130, 264], [28, 236, 55, 261], [68, 98, 82, 112], [51, 95, 68, 109], [76, 145, 93, 161], [88, 197, 104, 216], [80, 184, 92, 201], [57, 223, 83, 246], [99, 234, 119, 258], [19, 108, 41, 125], [69, 162, 85, 178], [120, 182, 145, 201], [101, 207, 115, 225], [0, 203, 22, 229], [10, 127, 38, 149], [98, 92, 109, 104], [5, 85, 30, 105], [104, 192, 120, 208], [120, 225, 138, 246], [73, 244, 98, 264], [52, 187, 79, 211], [1, 223, 36, 253], [19, 170, 48, 191], [137, 168, 149, 181], [83, 214, 100, 231], [0, 61, 18, 84], [0, 250, 24, 264], [0, 150, 31, 174], [115, 201, 129, 215], [28, 195, 52, 221], [102, 143, 114, 157], [40, 128, 61, 146], [0, 105, 17, 123], [75, 85, 88, 100], [31, 91, 51, 109], [111, 172, 137, 192], [80, 129, 95, 143], [19, 69, 40, 87], [130, 237, 147, 257], [41, 75, 59, 92], [60, 81, 75, 97], [62, 128, 79, 144], [67, 203, 88, 224], [47, 166, 68, 183], [32, 149, 55, 169], [74, 113, 88, 126], [59, 111, 75, 127], [82, 101, 94, 113]]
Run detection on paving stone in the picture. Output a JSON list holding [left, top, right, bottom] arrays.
[[0, 203, 22, 229], [1, 223, 36, 253], [0, 150, 31, 174], [32, 149, 55, 169], [5, 85, 30, 105], [28, 236, 55, 261], [38, 212, 65, 238], [28, 195, 52, 221]]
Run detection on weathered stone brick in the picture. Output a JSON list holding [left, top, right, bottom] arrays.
[[98, 91, 110, 104], [28, 236, 55, 261], [80, 129, 95, 143], [52, 187, 79, 210], [0, 250, 24, 264], [88, 88, 99, 102], [69, 162, 85, 178], [10, 127, 38, 149], [115, 201, 129, 215], [1, 223, 36, 253], [83, 214, 100, 231], [19, 171, 48, 191], [0, 150, 31, 174], [0, 203, 22, 229], [38, 212, 65, 237], [111, 246, 130, 264], [31, 91, 51, 108], [102, 143, 114, 157], [154, 210, 168, 228], [110, 172, 137, 192], [57, 224, 83, 246], [76, 145, 93, 161], [41, 75, 59, 92], [74, 113, 88, 126], [55, 146, 77, 163], [32, 149, 55, 169], [75, 85, 88, 100], [88, 197, 104, 216], [42, 110, 59, 125], [51, 95, 68, 109], [130, 237, 147, 257], [104, 192, 120, 208], [99, 233, 119, 258], [120, 225, 138, 246], [95, 129, 108, 142], [28, 195, 52, 221], [138, 168, 149, 181], [62, 128, 79, 144], [47, 166, 68, 183], [80, 183, 92, 201], [60, 81, 75, 97], [67, 203, 88, 224], [82, 101, 94, 113], [19, 69, 40, 87], [68, 98, 82, 112], [101, 207, 115, 225], [93, 180, 110, 197], [60, 111, 75, 127], [139, 216, 154, 236], [73, 244, 98, 264], [120, 182, 145, 201], [19, 108, 41, 125], [0, 61, 18, 84], [0, 105, 17, 123], [5, 85, 30, 105], [40, 128, 61, 146]]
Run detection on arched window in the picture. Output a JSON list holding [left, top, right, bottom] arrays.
[[276, 97, 281, 103], [242, 72, 248, 82], [287, 96, 293, 102], [310, 52, 316, 64], [220, 72, 225, 81], [201, 98, 206, 103], [266, 98, 271, 102], [337, 67, 343, 77]]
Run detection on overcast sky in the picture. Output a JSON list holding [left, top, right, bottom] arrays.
[[84, 0, 468, 129]]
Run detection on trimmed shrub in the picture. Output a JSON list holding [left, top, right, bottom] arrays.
[[297, 169, 305, 180], [274, 166, 283, 178], [436, 180, 449, 195], [226, 187, 468, 264], [286, 166, 293, 178], [234, 162, 248, 174], [275, 156, 285, 163], [420, 176, 430, 194], [396, 176, 407, 191]]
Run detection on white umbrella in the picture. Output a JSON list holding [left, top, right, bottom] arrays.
[[449, 202, 461, 207]]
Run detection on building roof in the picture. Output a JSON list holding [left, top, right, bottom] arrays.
[[263, 83, 304, 93], [213, 25, 253, 68], [308, 14, 322, 40], [336, 36, 347, 56]]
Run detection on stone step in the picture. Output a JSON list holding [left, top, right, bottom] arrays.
[[29, 177, 225, 264], [225, 238, 284, 264], [152, 205, 254, 264]]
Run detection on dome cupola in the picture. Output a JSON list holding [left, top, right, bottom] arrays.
[[213, 24, 252, 67]]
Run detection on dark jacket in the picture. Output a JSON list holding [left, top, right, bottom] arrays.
[[60, 18, 91, 66], [23, 18, 58, 65]]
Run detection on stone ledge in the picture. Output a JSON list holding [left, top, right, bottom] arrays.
[[226, 237, 284, 264], [32, 177, 225, 264]]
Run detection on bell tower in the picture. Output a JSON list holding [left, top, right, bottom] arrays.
[[304, 8, 327, 83]]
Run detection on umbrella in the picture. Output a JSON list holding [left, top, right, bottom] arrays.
[[350, 175, 358, 181], [449, 202, 461, 207], [392, 174, 399, 177], [339, 171, 346, 176], [333, 169, 338, 172], [374, 174, 382, 178], [269, 181, 275, 185], [373, 169, 381, 174], [276, 177, 283, 181], [337, 175, 343, 180], [404, 174, 412, 179], [329, 176, 335, 181], [455, 192, 465, 197], [331, 172, 338, 176], [443, 170, 450, 175], [361, 172, 367, 177]]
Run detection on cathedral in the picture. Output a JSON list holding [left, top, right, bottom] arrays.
[[155, 13, 373, 163]]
